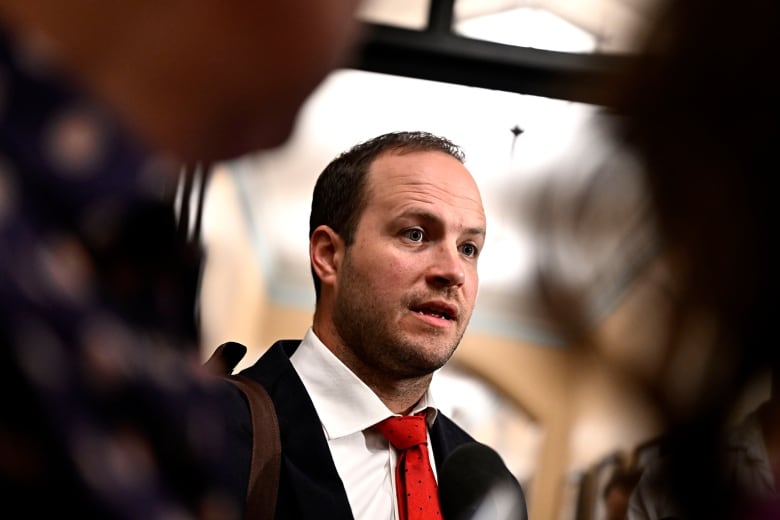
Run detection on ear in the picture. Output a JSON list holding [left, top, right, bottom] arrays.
[[310, 225, 343, 288]]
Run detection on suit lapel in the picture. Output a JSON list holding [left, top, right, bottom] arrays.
[[430, 413, 476, 473], [241, 340, 354, 519], [241, 340, 474, 518]]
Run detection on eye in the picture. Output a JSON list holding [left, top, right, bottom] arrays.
[[403, 228, 425, 242], [460, 243, 479, 258]]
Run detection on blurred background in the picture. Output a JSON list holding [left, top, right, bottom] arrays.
[[180, 1, 773, 518]]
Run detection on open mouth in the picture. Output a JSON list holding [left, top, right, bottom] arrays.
[[416, 309, 452, 320], [412, 303, 457, 321]]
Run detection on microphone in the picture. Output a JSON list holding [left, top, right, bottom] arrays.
[[439, 442, 528, 520]]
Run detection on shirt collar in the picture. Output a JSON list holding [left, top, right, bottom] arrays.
[[289, 327, 438, 439]]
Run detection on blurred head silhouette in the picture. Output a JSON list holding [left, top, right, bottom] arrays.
[[604, 0, 777, 517], [531, 0, 778, 517], [0, 0, 363, 162]]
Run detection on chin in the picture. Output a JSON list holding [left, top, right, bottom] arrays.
[[417, 344, 457, 372]]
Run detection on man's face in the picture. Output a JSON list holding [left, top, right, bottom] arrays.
[[332, 150, 486, 379]]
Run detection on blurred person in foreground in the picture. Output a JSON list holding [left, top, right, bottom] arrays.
[[537, 0, 779, 518], [0, 1, 361, 517], [612, 0, 779, 518]]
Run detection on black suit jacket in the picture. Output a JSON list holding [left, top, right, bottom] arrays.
[[219, 340, 475, 519]]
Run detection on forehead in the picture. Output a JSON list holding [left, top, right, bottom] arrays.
[[364, 150, 485, 221]]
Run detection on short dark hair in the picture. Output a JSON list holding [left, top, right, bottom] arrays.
[[308, 131, 465, 301]]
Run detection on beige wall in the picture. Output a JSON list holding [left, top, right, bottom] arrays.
[[456, 331, 575, 520], [199, 168, 269, 354]]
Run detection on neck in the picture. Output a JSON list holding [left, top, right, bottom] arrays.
[[335, 344, 433, 415], [367, 375, 433, 415], [311, 320, 433, 415]]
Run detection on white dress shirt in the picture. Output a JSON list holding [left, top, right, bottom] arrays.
[[290, 327, 439, 520]]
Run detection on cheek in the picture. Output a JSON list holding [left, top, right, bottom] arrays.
[[346, 248, 407, 290], [351, 239, 426, 288], [377, 259, 413, 288], [464, 269, 480, 296]]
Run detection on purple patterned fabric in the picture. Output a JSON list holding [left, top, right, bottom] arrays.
[[0, 30, 236, 518]]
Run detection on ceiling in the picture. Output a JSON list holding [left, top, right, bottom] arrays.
[[201, 0, 659, 346], [358, 0, 657, 54]]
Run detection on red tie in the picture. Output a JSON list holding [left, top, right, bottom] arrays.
[[377, 414, 442, 520]]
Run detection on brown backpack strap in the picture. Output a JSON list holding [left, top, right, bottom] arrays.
[[226, 374, 281, 520]]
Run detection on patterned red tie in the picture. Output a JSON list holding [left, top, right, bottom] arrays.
[[377, 414, 442, 520]]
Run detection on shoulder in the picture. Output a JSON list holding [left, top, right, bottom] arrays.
[[238, 339, 302, 386]]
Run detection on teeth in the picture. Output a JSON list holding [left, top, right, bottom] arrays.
[[416, 309, 451, 320]]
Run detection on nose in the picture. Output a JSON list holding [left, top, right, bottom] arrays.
[[427, 243, 466, 288]]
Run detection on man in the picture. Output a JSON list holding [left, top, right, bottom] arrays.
[[0, 1, 361, 517], [219, 131, 521, 519]]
